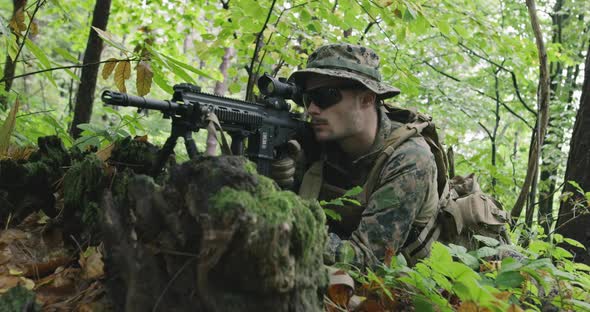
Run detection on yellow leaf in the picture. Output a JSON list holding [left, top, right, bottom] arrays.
[[134, 135, 148, 143], [118, 60, 131, 79], [136, 61, 153, 96], [19, 277, 35, 290], [102, 58, 118, 80], [29, 21, 38, 36], [8, 18, 18, 33], [79, 247, 105, 280], [0, 100, 20, 155], [114, 61, 131, 93], [8, 267, 23, 276], [96, 142, 115, 162], [15, 8, 26, 32]]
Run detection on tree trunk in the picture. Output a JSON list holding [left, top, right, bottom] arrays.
[[214, 48, 235, 96], [0, 0, 27, 110], [511, 0, 551, 223], [555, 44, 590, 264], [69, 0, 112, 139]]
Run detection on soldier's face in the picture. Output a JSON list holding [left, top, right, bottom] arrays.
[[304, 76, 367, 142]]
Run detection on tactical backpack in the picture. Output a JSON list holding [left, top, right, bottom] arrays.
[[371, 105, 511, 263], [299, 105, 511, 265]]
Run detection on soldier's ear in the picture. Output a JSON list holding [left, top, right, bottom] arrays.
[[359, 90, 376, 108]]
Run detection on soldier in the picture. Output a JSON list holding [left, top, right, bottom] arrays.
[[277, 43, 440, 269]]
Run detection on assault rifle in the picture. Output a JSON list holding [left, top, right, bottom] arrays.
[[101, 74, 307, 177]]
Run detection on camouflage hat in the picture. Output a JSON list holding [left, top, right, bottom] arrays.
[[289, 44, 400, 99]]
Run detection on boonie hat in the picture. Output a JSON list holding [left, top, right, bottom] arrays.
[[289, 43, 400, 99]]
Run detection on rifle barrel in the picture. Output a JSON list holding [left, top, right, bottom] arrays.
[[101, 90, 180, 112]]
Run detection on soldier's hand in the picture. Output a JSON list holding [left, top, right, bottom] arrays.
[[270, 140, 301, 189]]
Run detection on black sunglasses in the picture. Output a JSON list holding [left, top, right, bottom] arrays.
[[302, 84, 365, 110]]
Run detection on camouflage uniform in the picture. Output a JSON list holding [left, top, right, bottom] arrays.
[[290, 44, 439, 269]]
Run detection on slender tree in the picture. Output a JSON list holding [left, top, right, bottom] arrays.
[[555, 44, 590, 264], [69, 0, 112, 139], [0, 0, 27, 109]]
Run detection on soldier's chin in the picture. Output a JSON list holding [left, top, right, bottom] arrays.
[[313, 130, 333, 142]]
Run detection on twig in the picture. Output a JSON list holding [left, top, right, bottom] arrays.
[[427, 62, 533, 128], [456, 41, 536, 116], [245, 0, 277, 101], [0, 58, 134, 83], [12, 0, 45, 72], [16, 109, 54, 118], [152, 257, 197, 312]]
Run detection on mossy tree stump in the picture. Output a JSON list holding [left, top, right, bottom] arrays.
[[101, 156, 328, 312]]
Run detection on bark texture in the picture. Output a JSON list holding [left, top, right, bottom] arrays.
[[70, 0, 112, 139], [556, 44, 590, 264]]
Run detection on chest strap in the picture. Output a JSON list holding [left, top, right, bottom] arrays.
[[299, 160, 324, 200], [363, 121, 430, 204]]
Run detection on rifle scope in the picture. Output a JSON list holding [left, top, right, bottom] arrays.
[[257, 73, 302, 104]]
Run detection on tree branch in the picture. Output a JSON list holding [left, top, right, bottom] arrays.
[[425, 61, 534, 129], [456, 41, 537, 116], [511, 0, 551, 222], [245, 0, 277, 102], [11, 0, 45, 73], [0, 58, 135, 83]]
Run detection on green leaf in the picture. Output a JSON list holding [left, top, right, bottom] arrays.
[[413, 297, 435, 312], [448, 244, 479, 269], [473, 235, 500, 247], [24, 38, 57, 86], [499, 257, 523, 272], [341, 198, 361, 206], [573, 262, 590, 272], [566, 300, 590, 311], [92, 26, 129, 52], [6, 33, 19, 61], [437, 20, 451, 36], [476, 246, 498, 258], [552, 247, 574, 260], [343, 186, 363, 198], [429, 242, 453, 265], [77, 123, 105, 134], [54, 47, 79, 63], [158, 52, 214, 80], [567, 180, 584, 193], [495, 271, 524, 289], [0, 100, 19, 154], [563, 238, 586, 250], [323, 208, 341, 221]]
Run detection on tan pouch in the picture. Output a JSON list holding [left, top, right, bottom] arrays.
[[457, 192, 507, 228]]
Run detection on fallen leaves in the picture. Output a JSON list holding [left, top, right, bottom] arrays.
[[0, 213, 108, 310]]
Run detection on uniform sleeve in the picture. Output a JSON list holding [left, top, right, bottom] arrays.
[[328, 139, 438, 269]]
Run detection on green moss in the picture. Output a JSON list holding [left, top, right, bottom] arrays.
[[0, 286, 39, 311], [63, 154, 107, 226], [209, 169, 326, 262], [243, 160, 258, 176]]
